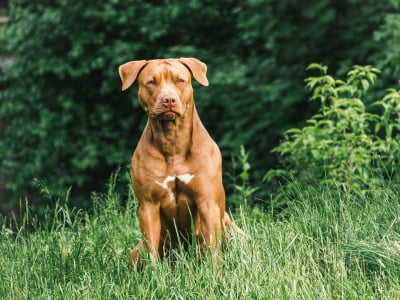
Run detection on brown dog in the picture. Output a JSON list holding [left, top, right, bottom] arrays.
[[119, 58, 239, 266]]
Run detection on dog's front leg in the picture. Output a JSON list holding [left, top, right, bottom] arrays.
[[197, 202, 223, 263], [138, 201, 161, 261]]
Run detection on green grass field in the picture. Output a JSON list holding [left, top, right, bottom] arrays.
[[1, 181, 400, 299]]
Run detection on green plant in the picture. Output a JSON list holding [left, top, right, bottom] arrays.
[[266, 64, 400, 194], [228, 145, 259, 207]]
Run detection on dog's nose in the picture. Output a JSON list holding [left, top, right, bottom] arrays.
[[161, 95, 177, 108]]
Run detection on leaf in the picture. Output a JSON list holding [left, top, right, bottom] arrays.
[[306, 63, 328, 74], [263, 169, 291, 181], [361, 79, 370, 91]]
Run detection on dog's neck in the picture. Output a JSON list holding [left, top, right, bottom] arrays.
[[147, 104, 196, 160]]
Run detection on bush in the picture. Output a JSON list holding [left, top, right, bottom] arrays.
[[266, 64, 400, 197], [0, 1, 393, 214]]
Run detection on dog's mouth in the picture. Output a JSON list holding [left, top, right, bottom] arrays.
[[148, 110, 180, 120], [159, 111, 178, 120]]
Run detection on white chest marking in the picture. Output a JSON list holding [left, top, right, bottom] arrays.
[[176, 173, 195, 184], [154, 174, 194, 201]]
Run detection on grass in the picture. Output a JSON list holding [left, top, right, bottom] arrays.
[[1, 180, 400, 299]]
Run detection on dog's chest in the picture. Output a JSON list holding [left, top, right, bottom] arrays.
[[153, 173, 197, 217], [154, 173, 194, 201]]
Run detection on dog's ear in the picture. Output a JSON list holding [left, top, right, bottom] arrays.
[[118, 60, 148, 91], [179, 58, 209, 86]]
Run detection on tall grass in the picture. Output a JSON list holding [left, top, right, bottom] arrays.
[[1, 179, 400, 299]]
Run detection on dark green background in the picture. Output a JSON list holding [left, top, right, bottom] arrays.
[[1, 0, 399, 214]]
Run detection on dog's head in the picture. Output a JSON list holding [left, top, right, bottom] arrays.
[[119, 58, 208, 121]]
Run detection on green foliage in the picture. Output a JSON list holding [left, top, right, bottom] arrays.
[[213, 0, 392, 169], [0, 0, 148, 210], [266, 64, 400, 195], [0, 0, 394, 214], [374, 1, 400, 79], [228, 145, 259, 207], [0, 0, 249, 211]]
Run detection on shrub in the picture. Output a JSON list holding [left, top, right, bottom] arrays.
[[266, 64, 400, 196]]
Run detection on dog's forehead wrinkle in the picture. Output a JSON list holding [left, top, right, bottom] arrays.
[[156, 61, 189, 76], [142, 65, 188, 83]]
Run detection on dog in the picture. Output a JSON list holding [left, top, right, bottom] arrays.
[[119, 57, 241, 266]]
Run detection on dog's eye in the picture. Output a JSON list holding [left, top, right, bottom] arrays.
[[146, 79, 156, 85], [177, 79, 185, 84]]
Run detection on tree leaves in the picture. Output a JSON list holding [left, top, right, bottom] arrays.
[[0, 0, 395, 213]]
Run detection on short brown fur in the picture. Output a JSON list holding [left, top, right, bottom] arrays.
[[119, 58, 241, 266]]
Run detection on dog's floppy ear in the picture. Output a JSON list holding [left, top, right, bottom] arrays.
[[179, 57, 209, 86], [118, 60, 148, 91]]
